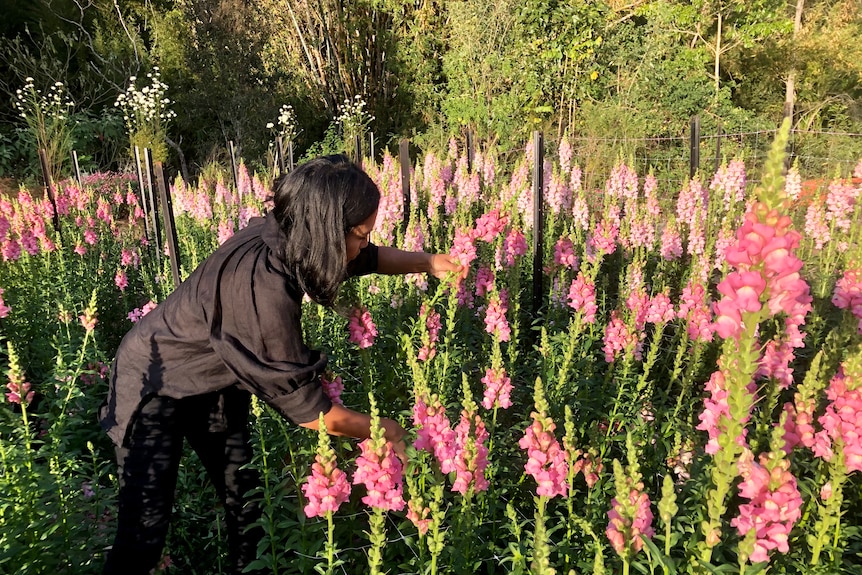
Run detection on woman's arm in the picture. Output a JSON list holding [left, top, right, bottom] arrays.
[[299, 403, 407, 458], [376, 246, 464, 279]]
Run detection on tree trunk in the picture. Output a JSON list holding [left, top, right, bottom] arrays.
[[783, 0, 805, 122]]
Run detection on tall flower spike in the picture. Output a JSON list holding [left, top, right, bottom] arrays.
[[353, 393, 405, 512], [302, 413, 351, 518], [518, 377, 568, 498]]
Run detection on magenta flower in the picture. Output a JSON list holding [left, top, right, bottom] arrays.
[[0, 288, 10, 319], [321, 371, 344, 405], [449, 227, 477, 270], [473, 208, 509, 243], [519, 395, 568, 498], [731, 449, 803, 564], [413, 395, 457, 474], [484, 289, 511, 342], [114, 269, 128, 292], [567, 272, 598, 323], [353, 437, 405, 511], [451, 407, 490, 495], [812, 366, 862, 473], [481, 367, 513, 410], [606, 488, 655, 557], [302, 419, 351, 518], [348, 307, 377, 349], [503, 228, 528, 267]]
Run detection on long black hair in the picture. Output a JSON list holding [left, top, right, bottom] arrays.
[[271, 154, 380, 307]]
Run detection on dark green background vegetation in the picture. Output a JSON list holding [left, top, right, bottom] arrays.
[[1, 0, 860, 180]]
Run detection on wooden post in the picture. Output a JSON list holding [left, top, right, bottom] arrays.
[[689, 115, 701, 179], [153, 161, 182, 288], [38, 149, 61, 235], [714, 121, 722, 175], [288, 141, 295, 171], [228, 140, 240, 198], [466, 130, 475, 172], [532, 131, 544, 318], [354, 134, 363, 167], [399, 139, 411, 231], [275, 136, 286, 176], [144, 148, 162, 261], [71, 150, 83, 187], [134, 147, 151, 240]]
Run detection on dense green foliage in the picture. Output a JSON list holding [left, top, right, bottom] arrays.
[[0, 0, 860, 181]]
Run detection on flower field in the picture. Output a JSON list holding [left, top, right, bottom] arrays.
[[1, 124, 861, 574]]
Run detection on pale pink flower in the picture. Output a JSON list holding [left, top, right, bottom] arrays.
[[519, 411, 568, 498], [503, 228, 528, 267], [114, 269, 128, 292], [413, 395, 457, 474], [731, 449, 803, 563], [567, 273, 598, 323], [481, 367, 513, 410], [348, 307, 377, 349], [606, 488, 655, 557]]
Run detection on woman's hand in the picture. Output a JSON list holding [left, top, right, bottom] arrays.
[[429, 253, 466, 280]]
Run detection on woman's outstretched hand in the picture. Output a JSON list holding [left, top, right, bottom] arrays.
[[429, 253, 466, 280]]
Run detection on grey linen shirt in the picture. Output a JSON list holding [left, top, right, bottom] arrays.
[[99, 212, 379, 447]]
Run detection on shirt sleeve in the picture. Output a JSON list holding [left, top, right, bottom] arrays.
[[346, 243, 379, 277], [208, 253, 332, 425]]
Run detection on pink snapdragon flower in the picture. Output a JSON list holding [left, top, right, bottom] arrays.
[[114, 269, 128, 292], [407, 498, 432, 536], [731, 449, 803, 564], [321, 371, 344, 405], [0, 288, 10, 319], [606, 487, 655, 557], [832, 269, 862, 334], [452, 406, 490, 495], [503, 228, 528, 267], [473, 208, 509, 243], [418, 304, 442, 361], [519, 408, 568, 498], [812, 366, 862, 473], [353, 436, 405, 511], [602, 311, 641, 364], [781, 395, 817, 452], [588, 218, 618, 256], [696, 369, 755, 455], [567, 272, 598, 323], [645, 291, 676, 325], [413, 395, 457, 474], [553, 237, 578, 269], [302, 419, 351, 518], [484, 289, 511, 342], [481, 367, 513, 410], [475, 267, 495, 298], [348, 307, 377, 349]]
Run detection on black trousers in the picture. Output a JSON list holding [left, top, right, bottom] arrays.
[[103, 387, 264, 574]]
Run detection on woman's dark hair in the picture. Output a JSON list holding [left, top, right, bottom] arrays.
[[271, 154, 380, 306]]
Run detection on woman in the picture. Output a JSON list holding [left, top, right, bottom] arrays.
[[99, 155, 463, 574]]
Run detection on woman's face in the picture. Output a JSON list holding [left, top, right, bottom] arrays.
[[345, 209, 377, 263]]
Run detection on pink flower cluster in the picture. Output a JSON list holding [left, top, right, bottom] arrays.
[[502, 229, 528, 268], [696, 369, 755, 455], [127, 300, 158, 323], [413, 395, 457, 473], [714, 204, 812, 342], [677, 281, 714, 343], [484, 289, 511, 342], [348, 307, 378, 349], [571, 451, 603, 488], [321, 371, 344, 405], [473, 208, 509, 243], [0, 287, 10, 319], [353, 437, 405, 511], [606, 487, 655, 557], [832, 269, 862, 334], [407, 498, 432, 536], [731, 449, 803, 564], [418, 304, 442, 361], [302, 440, 351, 518], [475, 267, 495, 298], [660, 221, 683, 260], [449, 227, 477, 271], [451, 409, 490, 495], [645, 291, 676, 325], [519, 411, 568, 498], [567, 272, 598, 323], [602, 311, 641, 364], [588, 218, 618, 257], [553, 237, 578, 269], [782, 394, 817, 452], [5, 379, 34, 405], [812, 366, 862, 473], [481, 367, 513, 410]]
